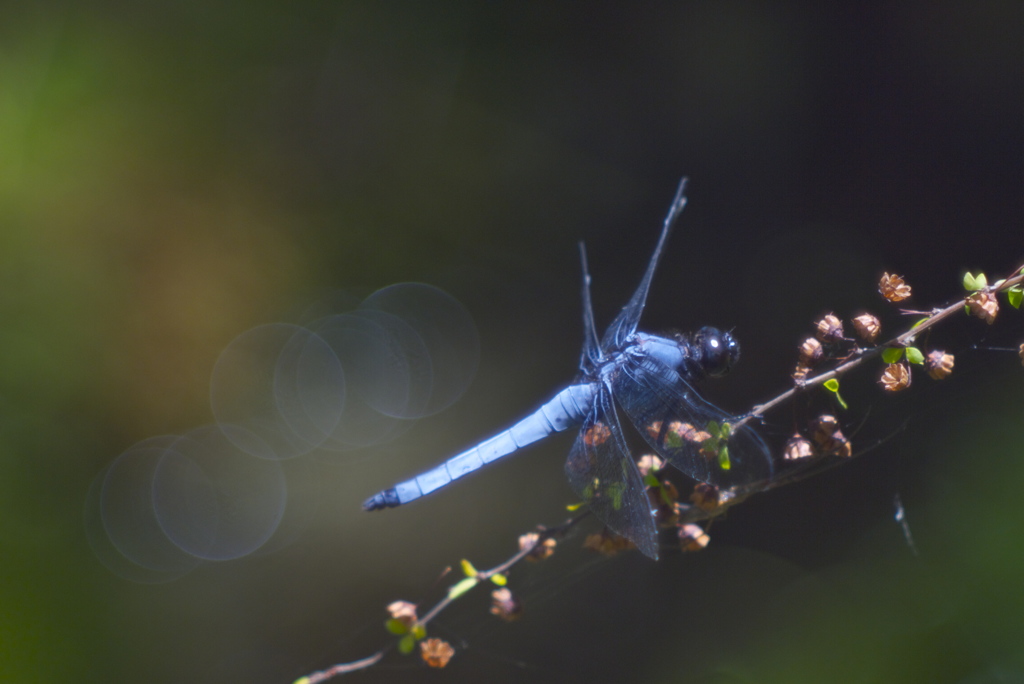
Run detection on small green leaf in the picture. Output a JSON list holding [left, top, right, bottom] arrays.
[[706, 420, 721, 437], [608, 481, 625, 510], [881, 347, 904, 363], [718, 445, 731, 471], [411, 624, 426, 640], [490, 573, 507, 586], [905, 347, 925, 365], [386, 618, 409, 635], [643, 473, 659, 488], [460, 559, 477, 578], [665, 430, 683, 449], [447, 577, 479, 600], [963, 272, 987, 291], [910, 317, 930, 330], [1008, 285, 1023, 309], [581, 483, 594, 501], [566, 502, 585, 511], [398, 634, 417, 654], [719, 422, 732, 438], [823, 378, 848, 410], [657, 482, 674, 506]]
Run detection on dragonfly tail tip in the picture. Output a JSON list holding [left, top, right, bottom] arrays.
[[362, 489, 401, 511]]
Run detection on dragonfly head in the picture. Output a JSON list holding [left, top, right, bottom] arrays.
[[692, 326, 740, 377]]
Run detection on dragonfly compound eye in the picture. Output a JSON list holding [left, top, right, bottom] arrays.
[[696, 327, 740, 377]]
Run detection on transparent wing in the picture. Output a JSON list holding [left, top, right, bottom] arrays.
[[614, 354, 773, 488], [578, 241, 602, 372], [600, 178, 688, 351], [564, 383, 659, 559]]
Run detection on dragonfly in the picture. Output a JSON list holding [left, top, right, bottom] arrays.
[[363, 179, 772, 559]]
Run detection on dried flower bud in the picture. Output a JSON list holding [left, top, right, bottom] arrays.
[[815, 314, 845, 342], [489, 588, 523, 622], [879, 273, 912, 302], [798, 337, 824, 364], [653, 495, 680, 528], [649, 478, 680, 520], [792, 363, 811, 383], [810, 415, 839, 444], [852, 313, 881, 343], [386, 601, 418, 629], [533, 538, 557, 560], [966, 291, 998, 324], [690, 483, 722, 512], [646, 420, 711, 444], [518, 532, 539, 552], [678, 524, 710, 552], [784, 433, 815, 461], [636, 454, 664, 478], [519, 533, 556, 561], [583, 529, 635, 556], [925, 350, 955, 380], [584, 422, 612, 446], [420, 638, 455, 668], [880, 362, 912, 392], [809, 416, 851, 457], [688, 484, 739, 514]]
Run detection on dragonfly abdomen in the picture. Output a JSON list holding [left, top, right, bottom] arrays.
[[362, 382, 598, 510]]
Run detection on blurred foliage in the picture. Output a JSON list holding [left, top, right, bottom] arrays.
[[0, 2, 1019, 683]]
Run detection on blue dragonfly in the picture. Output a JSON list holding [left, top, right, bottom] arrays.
[[364, 179, 772, 559]]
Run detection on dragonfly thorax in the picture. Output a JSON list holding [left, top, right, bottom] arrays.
[[631, 327, 739, 380]]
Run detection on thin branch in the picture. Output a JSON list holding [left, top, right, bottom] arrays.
[[737, 263, 1024, 428], [417, 512, 589, 627], [293, 512, 591, 682], [296, 651, 386, 684]]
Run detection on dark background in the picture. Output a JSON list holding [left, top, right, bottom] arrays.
[[0, 3, 1021, 683]]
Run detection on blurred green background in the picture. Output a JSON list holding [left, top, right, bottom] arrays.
[[0, 3, 1020, 683]]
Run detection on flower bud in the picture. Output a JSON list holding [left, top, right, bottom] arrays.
[[815, 314, 845, 342], [386, 601, 418, 629], [879, 273, 912, 302], [421, 638, 455, 668], [799, 337, 824, 364], [784, 433, 815, 461], [519, 533, 556, 561], [852, 313, 881, 343], [925, 350, 954, 380], [966, 291, 998, 324], [792, 363, 811, 383], [490, 588, 523, 622], [879, 362, 912, 392], [679, 524, 710, 552]]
